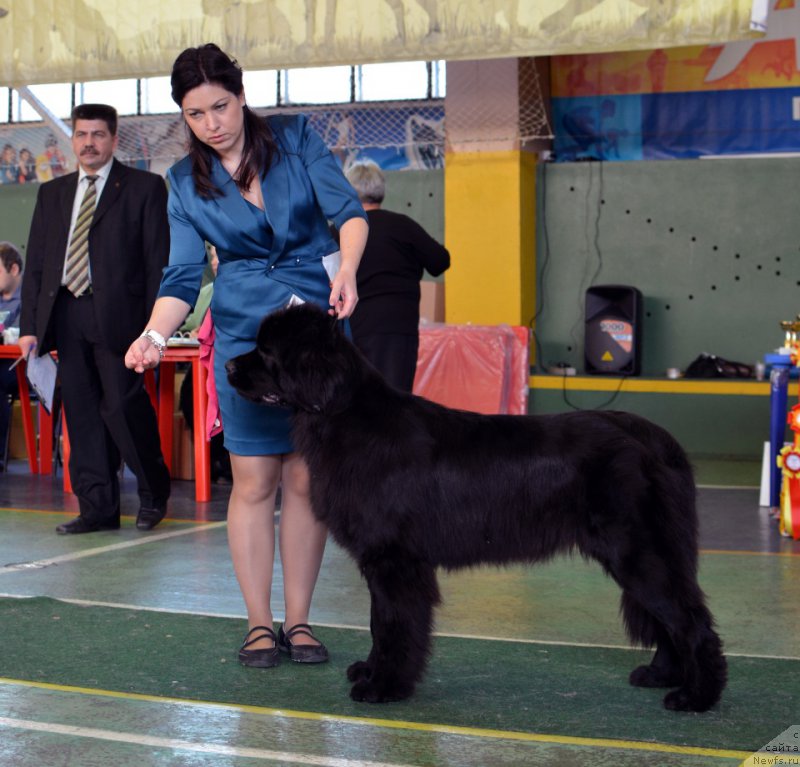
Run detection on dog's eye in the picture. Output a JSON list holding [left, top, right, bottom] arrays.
[[259, 349, 277, 369]]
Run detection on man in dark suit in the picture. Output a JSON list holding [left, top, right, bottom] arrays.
[[19, 103, 171, 534]]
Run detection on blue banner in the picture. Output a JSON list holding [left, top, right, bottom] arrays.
[[553, 88, 800, 161]]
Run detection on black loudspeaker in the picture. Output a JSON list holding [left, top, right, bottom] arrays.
[[584, 285, 642, 375]]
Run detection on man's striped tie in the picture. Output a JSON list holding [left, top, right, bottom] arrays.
[[65, 175, 98, 297]]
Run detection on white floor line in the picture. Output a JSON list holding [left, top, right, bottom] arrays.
[[0, 594, 250, 620], [0, 591, 795, 662], [0, 522, 227, 574], [0, 716, 414, 767], [0, 591, 363, 626]]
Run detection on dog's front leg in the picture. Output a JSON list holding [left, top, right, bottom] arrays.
[[348, 554, 440, 703]]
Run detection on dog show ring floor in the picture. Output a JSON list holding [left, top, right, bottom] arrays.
[[0, 456, 797, 766]]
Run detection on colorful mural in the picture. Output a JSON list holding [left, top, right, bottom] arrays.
[[551, 0, 800, 160], [0, 102, 445, 185]]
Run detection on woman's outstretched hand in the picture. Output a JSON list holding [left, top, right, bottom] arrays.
[[125, 336, 161, 373]]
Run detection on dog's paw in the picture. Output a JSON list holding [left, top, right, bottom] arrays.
[[347, 660, 371, 682], [349, 678, 413, 703], [629, 664, 682, 688], [663, 688, 716, 713]]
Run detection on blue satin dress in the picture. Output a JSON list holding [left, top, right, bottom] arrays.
[[157, 115, 366, 455]]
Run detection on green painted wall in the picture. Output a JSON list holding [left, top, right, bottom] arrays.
[[383, 168, 445, 281], [529, 386, 771, 459], [0, 183, 39, 260], [0, 162, 782, 458], [0, 168, 444, 269], [534, 158, 799, 377]]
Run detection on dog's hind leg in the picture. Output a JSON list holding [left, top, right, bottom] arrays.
[[587, 449, 726, 712], [616, 569, 727, 712], [660, 608, 727, 713], [347, 553, 440, 703], [622, 593, 684, 689]]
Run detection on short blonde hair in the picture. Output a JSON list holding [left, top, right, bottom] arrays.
[[345, 160, 385, 204]]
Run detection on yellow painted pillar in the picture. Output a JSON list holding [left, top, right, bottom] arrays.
[[444, 150, 536, 327], [443, 58, 538, 331]]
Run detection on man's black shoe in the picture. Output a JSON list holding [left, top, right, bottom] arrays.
[[136, 505, 167, 531], [56, 516, 120, 535]]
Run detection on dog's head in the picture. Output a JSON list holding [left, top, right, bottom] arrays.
[[226, 303, 363, 415]]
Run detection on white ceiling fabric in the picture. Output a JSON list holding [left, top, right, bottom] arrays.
[[0, 0, 761, 88]]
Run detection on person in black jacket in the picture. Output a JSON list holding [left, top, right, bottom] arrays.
[[345, 160, 450, 392], [19, 104, 170, 534]]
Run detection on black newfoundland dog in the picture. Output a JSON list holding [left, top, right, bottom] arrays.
[[226, 303, 727, 711]]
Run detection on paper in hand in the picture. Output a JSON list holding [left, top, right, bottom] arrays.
[[26, 353, 58, 414]]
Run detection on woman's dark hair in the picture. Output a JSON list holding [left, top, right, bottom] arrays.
[[171, 43, 276, 199]]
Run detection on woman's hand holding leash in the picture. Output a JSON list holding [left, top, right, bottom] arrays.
[[329, 266, 358, 319]]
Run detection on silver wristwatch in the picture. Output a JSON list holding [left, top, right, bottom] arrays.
[[140, 329, 166, 359]]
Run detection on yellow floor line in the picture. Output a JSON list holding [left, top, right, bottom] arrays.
[[702, 548, 800, 558], [696, 484, 760, 490], [0, 677, 752, 761]]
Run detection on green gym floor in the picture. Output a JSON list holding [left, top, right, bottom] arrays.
[[0, 457, 797, 767]]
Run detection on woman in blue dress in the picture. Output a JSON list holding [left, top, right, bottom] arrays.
[[125, 44, 368, 667]]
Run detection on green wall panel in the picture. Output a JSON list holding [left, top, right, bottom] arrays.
[[0, 183, 38, 261], [0, 168, 444, 273], [529, 386, 771, 460], [534, 158, 800, 377], [382, 168, 443, 243]]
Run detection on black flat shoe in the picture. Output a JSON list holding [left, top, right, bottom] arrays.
[[56, 516, 120, 535], [136, 505, 167, 531], [238, 626, 280, 668], [278, 623, 329, 664]]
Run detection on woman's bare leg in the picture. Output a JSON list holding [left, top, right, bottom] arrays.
[[279, 452, 328, 639], [228, 453, 281, 649]]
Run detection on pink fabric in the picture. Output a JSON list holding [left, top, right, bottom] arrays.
[[413, 323, 530, 415], [197, 311, 223, 439]]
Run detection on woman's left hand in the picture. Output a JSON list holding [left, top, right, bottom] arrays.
[[125, 336, 162, 373], [329, 266, 358, 318]]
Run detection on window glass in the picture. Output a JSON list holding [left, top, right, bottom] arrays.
[[15, 83, 73, 120], [358, 61, 429, 101], [141, 76, 177, 114], [0, 88, 9, 122], [243, 70, 278, 107], [13, 92, 40, 122], [0, 60, 444, 125], [282, 66, 351, 105], [77, 79, 139, 115]]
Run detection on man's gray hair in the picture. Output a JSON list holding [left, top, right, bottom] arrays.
[[345, 159, 385, 205]]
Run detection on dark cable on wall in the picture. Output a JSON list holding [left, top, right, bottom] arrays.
[[561, 371, 628, 411], [530, 163, 552, 373], [568, 161, 606, 366]]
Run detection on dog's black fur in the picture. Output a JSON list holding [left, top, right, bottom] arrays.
[[226, 303, 727, 711]]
